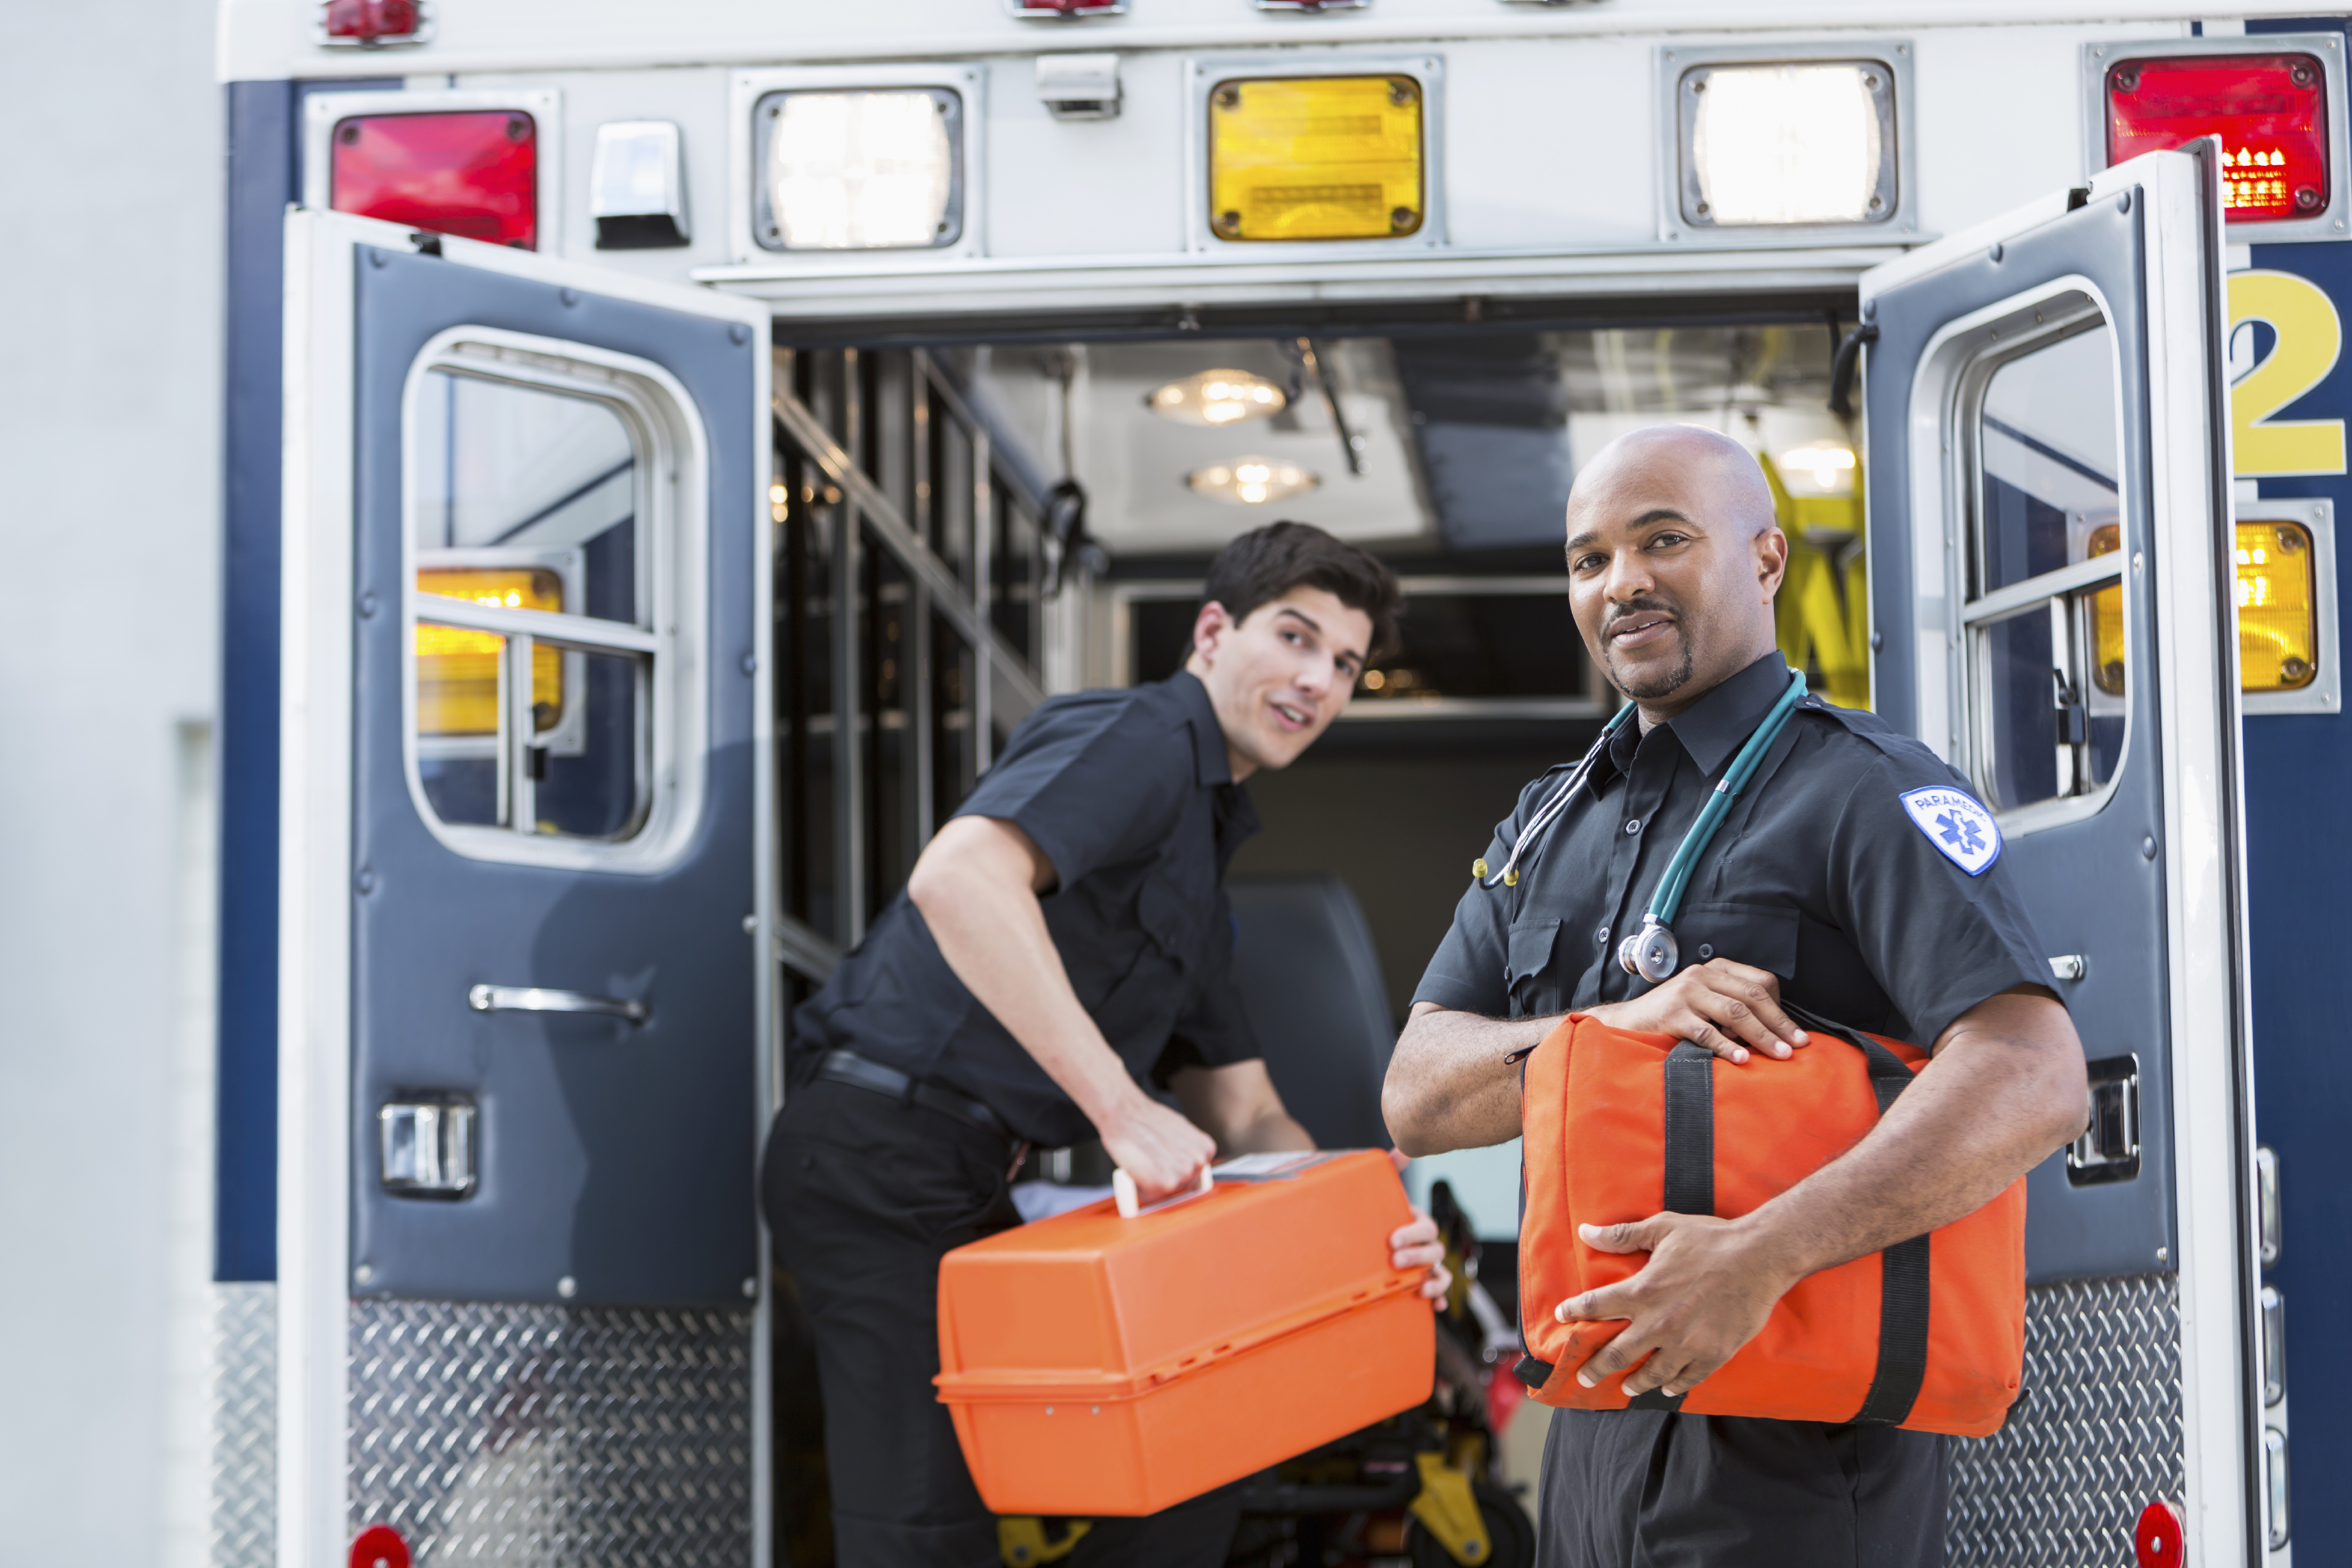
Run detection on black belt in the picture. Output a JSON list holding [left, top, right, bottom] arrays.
[[817, 1049, 1010, 1137]]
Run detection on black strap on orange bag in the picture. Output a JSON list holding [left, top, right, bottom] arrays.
[[1625, 1041, 1719, 1412], [1786, 1004, 1931, 1426], [1556, 1007, 1934, 1425]]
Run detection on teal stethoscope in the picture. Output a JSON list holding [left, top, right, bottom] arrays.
[[1472, 669, 1810, 984]]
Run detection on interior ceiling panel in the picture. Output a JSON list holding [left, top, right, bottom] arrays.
[[965, 322, 1853, 564], [976, 338, 1435, 558]]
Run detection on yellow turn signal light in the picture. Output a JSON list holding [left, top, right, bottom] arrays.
[[1207, 75, 1424, 242], [2236, 520, 2319, 691], [415, 567, 566, 736]]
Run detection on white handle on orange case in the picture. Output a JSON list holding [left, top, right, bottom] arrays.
[[1112, 1164, 1214, 1219]]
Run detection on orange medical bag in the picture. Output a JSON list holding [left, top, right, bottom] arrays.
[[1516, 1010, 2026, 1437], [935, 1148, 1434, 1515]]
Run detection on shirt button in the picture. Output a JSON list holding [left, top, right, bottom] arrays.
[[1625, 819, 1641, 835], [1697, 944, 1715, 960], [1596, 926, 1610, 945]]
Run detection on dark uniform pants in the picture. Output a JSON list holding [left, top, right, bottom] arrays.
[[763, 1077, 1244, 1568], [1537, 1408, 1947, 1568]]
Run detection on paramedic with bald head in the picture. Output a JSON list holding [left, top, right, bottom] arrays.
[[1382, 426, 2089, 1567]]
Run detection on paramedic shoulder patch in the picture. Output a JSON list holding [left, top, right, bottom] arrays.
[[1898, 786, 2003, 876]]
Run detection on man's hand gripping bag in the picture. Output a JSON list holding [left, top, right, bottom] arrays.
[[1516, 1011, 2026, 1436], [935, 1149, 1434, 1515]]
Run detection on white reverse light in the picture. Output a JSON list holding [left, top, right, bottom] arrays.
[[760, 88, 960, 250], [1188, 458, 1319, 506], [1684, 62, 1892, 226], [1146, 370, 1289, 426]]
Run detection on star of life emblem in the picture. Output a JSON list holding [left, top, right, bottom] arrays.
[[1898, 786, 2003, 876]]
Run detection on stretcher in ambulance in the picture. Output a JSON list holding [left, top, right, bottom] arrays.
[[211, 4, 2340, 1565]]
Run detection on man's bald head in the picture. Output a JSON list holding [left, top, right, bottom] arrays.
[[1563, 424, 1790, 724], [1569, 424, 1779, 538]]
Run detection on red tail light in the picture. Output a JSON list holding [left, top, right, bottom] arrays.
[[323, 0, 422, 43], [329, 112, 538, 250], [2106, 53, 2329, 222], [1010, 0, 1125, 15]]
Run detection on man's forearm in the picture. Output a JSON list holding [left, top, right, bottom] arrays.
[[1170, 1060, 1314, 1156], [1737, 992, 2087, 1284], [1383, 1003, 1558, 1157], [908, 834, 1141, 1128], [1228, 1108, 1314, 1156]]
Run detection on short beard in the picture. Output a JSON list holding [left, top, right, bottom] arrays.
[[1607, 642, 1695, 701]]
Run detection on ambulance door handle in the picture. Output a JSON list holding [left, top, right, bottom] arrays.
[[468, 983, 648, 1025], [2257, 1145, 2281, 1267]]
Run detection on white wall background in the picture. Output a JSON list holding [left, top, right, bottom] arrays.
[[0, 4, 224, 1564]]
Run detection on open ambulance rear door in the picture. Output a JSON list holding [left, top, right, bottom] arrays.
[[276, 208, 774, 1566], [1861, 142, 2271, 1565]]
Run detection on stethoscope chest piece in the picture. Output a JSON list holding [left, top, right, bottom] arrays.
[[1618, 919, 1680, 983]]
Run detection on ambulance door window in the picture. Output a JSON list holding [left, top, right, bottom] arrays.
[[1960, 296, 2130, 816], [407, 358, 666, 846]]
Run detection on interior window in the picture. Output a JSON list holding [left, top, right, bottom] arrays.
[[1964, 299, 2129, 814], [409, 367, 653, 842]]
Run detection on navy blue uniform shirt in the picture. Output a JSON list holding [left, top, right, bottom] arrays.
[[1413, 651, 2055, 1044], [792, 671, 1262, 1147]]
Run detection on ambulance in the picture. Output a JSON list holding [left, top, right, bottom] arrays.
[[209, 2, 2343, 1564]]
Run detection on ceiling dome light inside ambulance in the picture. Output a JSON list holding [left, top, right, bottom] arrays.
[[2106, 54, 2329, 222], [1145, 371, 1289, 427], [1188, 459, 1318, 506], [758, 88, 963, 251], [330, 112, 537, 248], [1776, 441, 1858, 496], [1681, 62, 1896, 226]]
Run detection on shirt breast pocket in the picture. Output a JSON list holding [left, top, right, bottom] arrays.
[[1671, 902, 1800, 978], [1136, 868, 1205, 964], [1505, 917, 1565, 1018]]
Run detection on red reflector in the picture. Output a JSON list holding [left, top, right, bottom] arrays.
[[330, 112, 538, 250], [2107, 53, 2330, 222], [1011, 0, 1124, 13], [348, 1524, 412, 1568], [323, 0, 421, 41], [2133, 1499, 2185, 1568]]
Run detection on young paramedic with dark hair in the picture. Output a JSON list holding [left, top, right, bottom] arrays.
[[1383, 426, 2090, 1567], [764, 521, 1446, 1567]]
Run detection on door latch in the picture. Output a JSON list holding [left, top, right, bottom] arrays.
[[2066, 1053, 2141, 1186], [380, 1099, 477, 1198], [2053, 669, 2089, 748]]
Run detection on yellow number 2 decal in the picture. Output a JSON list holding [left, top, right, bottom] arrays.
[[2229, 269, 2347, 477]]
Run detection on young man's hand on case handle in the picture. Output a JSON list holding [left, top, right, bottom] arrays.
[[1387, 1150, 1452, 1306]]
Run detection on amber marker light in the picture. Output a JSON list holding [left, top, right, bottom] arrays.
[[1207, 75, 1425, 242], [2236, 520, 2320, 690], [414, 567, 566, 736]]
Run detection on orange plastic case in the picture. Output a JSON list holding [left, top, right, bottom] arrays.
[[935, 1149, 1434, 1515]]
